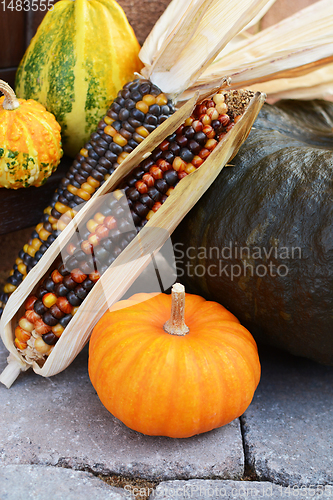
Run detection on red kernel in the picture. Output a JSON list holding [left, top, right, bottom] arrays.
[[71, 269, 87, 284], [25, 295, 38, 310]]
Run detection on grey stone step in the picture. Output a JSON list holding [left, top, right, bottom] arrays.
[[242, 346, 333, 486], [0, 340, 244, 481], [153, 480, 333, 499], [0, 464, 127, 500]]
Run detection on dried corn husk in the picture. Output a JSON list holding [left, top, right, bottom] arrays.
[[181, 0, 333, 101], [0, 90, 265, 387], [140, 0, 275, 99]]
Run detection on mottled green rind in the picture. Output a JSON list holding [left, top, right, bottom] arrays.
[[173, 100, 333, 365]]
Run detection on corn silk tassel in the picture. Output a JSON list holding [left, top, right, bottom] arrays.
[[0, 0, 272, 314], [1, 0, 332, 387]]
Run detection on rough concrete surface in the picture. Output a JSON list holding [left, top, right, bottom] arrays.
[[0, 464, 127, 500], [242, 346, 333, 487], [153, 480, 333, 500], [0, 339, 244, 481]]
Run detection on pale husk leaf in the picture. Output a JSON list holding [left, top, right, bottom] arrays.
[[247, 64, 333, 101], [140, 0, 273, 99], [182, 0, 333, 100], [0, 92, 265, 385]]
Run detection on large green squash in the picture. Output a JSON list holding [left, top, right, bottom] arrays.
[[15, 0, 142, 157], [173, 100, 333, 365]]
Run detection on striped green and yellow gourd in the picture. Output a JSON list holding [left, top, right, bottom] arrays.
[[15, 0, 143, 158]]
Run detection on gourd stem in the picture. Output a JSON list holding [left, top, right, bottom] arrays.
[[0, 80, 20, 110], [163, 283, 189, 336]]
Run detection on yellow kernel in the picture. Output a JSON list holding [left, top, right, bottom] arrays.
[[76, 189, 91, 201], [104, 125, 117, 137], [81, 182, 95, 195], [44, 206, 52, 215], [4, 283, 16, 293], [39, 228, 51, 241], [87, 219, 99, 233], [113, 189, 124, 201], [216, 102, 228, 115], [113, 133, 127, 147], [104, 116, 114, 125], [185, 164, 196, 174], [19, 317, 34, 332], [15, 258, 23, 266], [87, 176, 100, 188], [80, 148, 89, 158], [173, 157, 186, 172], [166, 187, 174, 196], [23, 243, 29, 253], [57, 220, 67, 231], [202, 114, 211, 126], [213, 93, 225, 104], [94, 212, 105, 224], [67, 184, 78, 195], [42, 293, 57, 308], [55, 201, 69, 214], [206, 138, 218, 150], [31, 238, 42, 251], [185, 117, 194, 126], [34, 337, 52, 355], [136, 101, 149, 113], [136, 126, 149, 138], [117, 152, 130, 163], [72, 306, 80, 316], [105, 174, 111, 181], [18, 263, 27, 275], [48, 216, 58, 225], [52, 324, 64, 337], [26, 246, 36, 258], [142, 94, 156, 106], [146, 210, 155, 221], [156, 93, 168, 106], [9, 269, 14, 276]]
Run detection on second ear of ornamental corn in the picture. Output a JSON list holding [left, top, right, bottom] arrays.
[[0, 80, 175, 315], [13, 90, 254, 364]]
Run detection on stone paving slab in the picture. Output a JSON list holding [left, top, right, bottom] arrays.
[[153, 480, 333, 499], [242, 346, 333, 487], [0, 340, 244, 481], [0, 464, 127, 500]]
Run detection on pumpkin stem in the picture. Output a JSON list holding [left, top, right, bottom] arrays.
[[163, 283, 189, 336], [0, 80, 20, 110]]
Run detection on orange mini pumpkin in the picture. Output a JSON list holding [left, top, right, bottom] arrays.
[[89, 284, 261, 438], [0, 80, 62, 189]]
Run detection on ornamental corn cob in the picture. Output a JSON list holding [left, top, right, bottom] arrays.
[[0, 0, 273, 314], [0, 80, 174, 315], [13, 90, 254, 362]]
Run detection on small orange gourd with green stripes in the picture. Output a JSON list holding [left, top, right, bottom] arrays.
[[0, 80, 62, 189], [89, 284, 261, 438]]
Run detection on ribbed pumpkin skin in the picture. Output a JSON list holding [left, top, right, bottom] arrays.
[[15, 0, 142, 157], [89, 292, 261, 438], [0, 97, 62, 189]]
